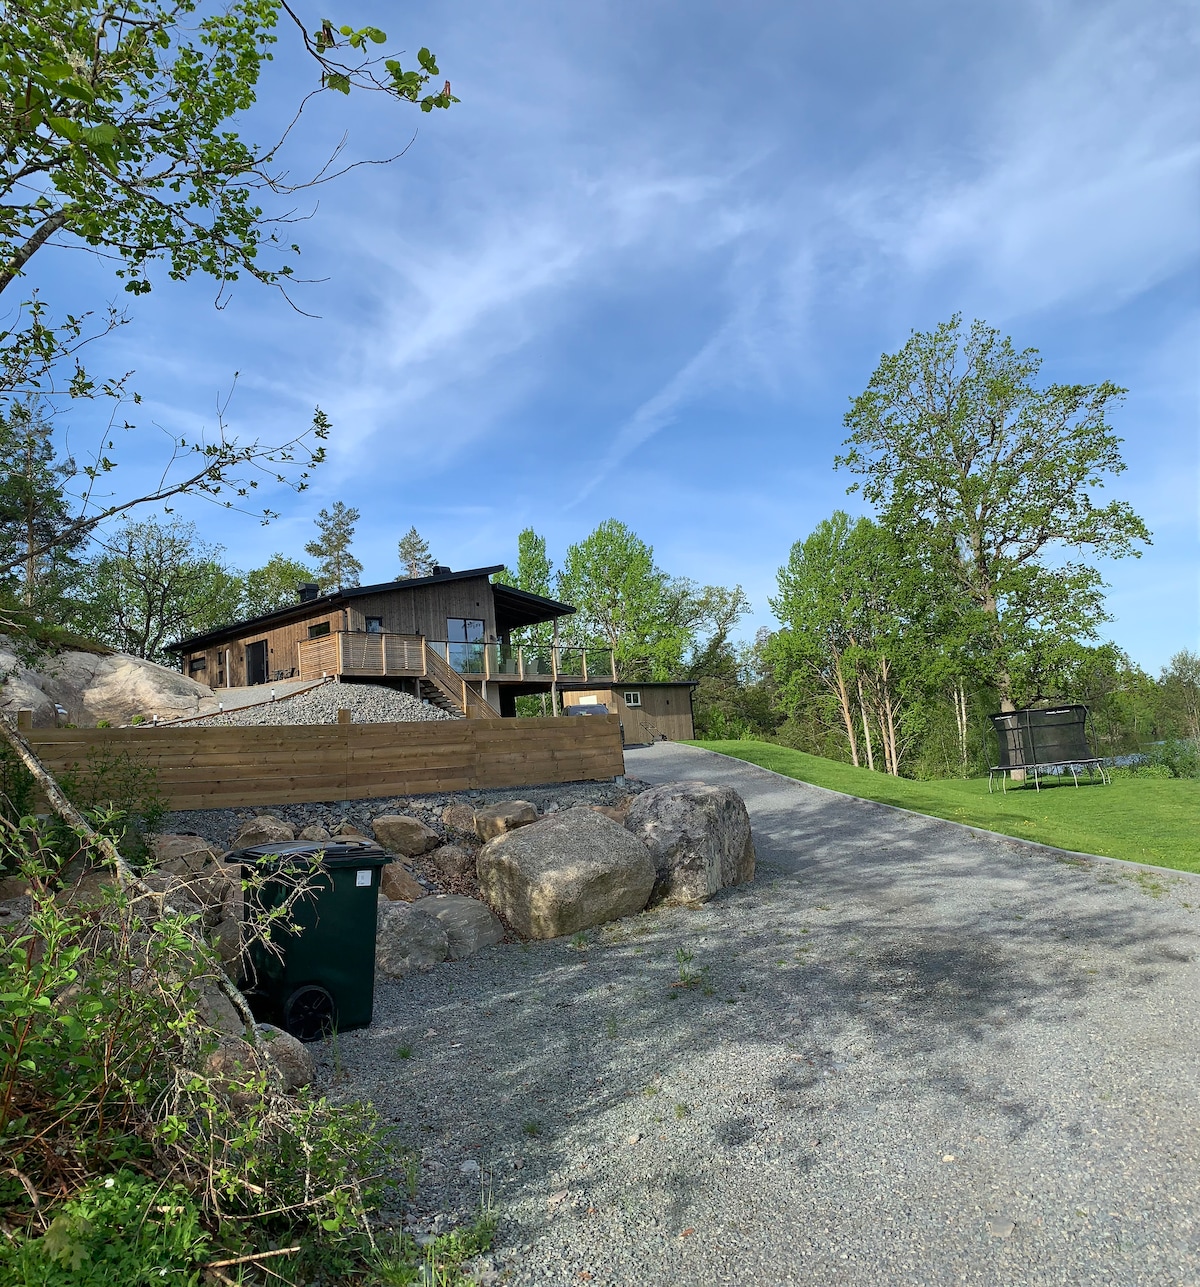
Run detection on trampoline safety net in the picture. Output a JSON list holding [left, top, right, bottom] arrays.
[[989, 705, 1094, 770]]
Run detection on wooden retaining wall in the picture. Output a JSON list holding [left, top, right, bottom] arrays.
[[25, 716, 625, 812]]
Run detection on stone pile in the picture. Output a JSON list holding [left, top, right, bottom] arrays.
[[202, 680, 457, 727]]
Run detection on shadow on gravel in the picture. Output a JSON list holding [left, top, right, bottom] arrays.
[[328, 834, 1193, 1258]]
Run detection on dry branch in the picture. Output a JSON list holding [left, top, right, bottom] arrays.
[[0, 711, 264, 1054]]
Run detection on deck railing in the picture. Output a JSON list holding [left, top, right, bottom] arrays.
[[297, 632, 617, 686]]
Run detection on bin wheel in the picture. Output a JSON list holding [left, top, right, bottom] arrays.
[[283, 984, 336, 1043]]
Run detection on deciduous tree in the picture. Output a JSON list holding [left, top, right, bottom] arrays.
[[837, 315, 1150, 709], [74, 516, 241, 661], [240, 552, 317, 617]]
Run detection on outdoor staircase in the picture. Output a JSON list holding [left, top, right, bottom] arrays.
[[418, 678, 464, 717], [420, 646, 503, 719]]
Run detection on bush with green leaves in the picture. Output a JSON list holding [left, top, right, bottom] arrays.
[[1144, 738, 1200, 779], [0, 816, 397, 1279]]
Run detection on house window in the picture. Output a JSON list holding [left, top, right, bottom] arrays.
[[188, 656, 207, 673], [308, 621, 331, 639], [446, 617, 485, 672], [365, 617, 384, 633], [623, 691, 641, 707]]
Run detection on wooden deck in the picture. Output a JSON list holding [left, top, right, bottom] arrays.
[[297, 632, 617, 691]]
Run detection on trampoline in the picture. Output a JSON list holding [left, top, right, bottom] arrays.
[[988, 704, 1110, 793]]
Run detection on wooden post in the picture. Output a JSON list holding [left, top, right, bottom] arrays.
[[337, 708, 351, 724], [518, 645, 525, 680], [380, 631, 387, 676], [610, 649, 617, 682], [17, 710, 33, 731], [551, 617, 560, 716], [420, 636, 427, 677], [582, 648, 588, 683]]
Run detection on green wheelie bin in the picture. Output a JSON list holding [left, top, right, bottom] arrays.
[[227, 839, 389, 1042]]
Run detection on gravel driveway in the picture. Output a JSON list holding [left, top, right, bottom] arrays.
[[322, 743, 1200, 1286]]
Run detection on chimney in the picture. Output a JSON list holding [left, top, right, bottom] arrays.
[[297, 583, 319, 602], [432, 565, 451, 575]]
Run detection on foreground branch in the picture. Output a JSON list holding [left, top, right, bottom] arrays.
[[0, 713, 263, 1053]]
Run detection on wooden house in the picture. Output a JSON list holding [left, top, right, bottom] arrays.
[[167, 565, 618, 720], [560, 681, 697, 743]]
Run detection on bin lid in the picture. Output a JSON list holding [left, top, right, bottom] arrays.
[[224, 839, 390, 869]]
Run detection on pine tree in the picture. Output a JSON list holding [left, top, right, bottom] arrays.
[[304, 502, 362, 590], [0, 399, 82, 614], [397, 526, 436, 579]]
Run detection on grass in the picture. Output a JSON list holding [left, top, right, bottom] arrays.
[[692, 740, 1200, 874]]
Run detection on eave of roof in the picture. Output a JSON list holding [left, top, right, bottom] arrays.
[[556, 678, 700, 688], [166, 565, 507, 653], [491, 581, 576, 629]]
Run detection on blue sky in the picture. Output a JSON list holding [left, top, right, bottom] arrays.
[[28, 0, 1200, 671]]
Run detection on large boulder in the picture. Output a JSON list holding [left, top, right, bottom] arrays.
[[151, 834, 221, 871], [231, 815, 295, 848], [624, 782, 755, 906], [474, 800, 538, 842], [413, 895, 504, 959], [372, 814, 439, 856], [376, 901, 449, 977], [380, 861, 426, 902], [0, 874, 32, 900], [297, 824, 331, 843], [256, 1023, 314, 1092], [477, 807, 655, 940], [0, 635, 215, 727], [441, 802, 477, 835], [428, 844, 475, 884]]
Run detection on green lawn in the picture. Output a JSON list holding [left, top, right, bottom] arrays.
[[690, 740, 1200, 875]]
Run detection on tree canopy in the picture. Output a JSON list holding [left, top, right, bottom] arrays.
[[837, 315, 1150, 707], [397, 527, 435, 579], [74, 515, 241, 660], [304, 500, 360, 589], [240, 551, 316, 617], [0, 0, 456, 298]]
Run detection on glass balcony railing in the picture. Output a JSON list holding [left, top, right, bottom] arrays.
[[427, 641, 614, 680]]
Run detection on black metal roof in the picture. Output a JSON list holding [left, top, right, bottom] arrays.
[[492, 581, 576, 631], [167, 564, 573, 653]]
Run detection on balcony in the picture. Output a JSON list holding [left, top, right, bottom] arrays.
[[297, 632, 616, 685]]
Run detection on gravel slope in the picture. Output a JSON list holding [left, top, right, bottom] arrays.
[[320, 743, 1200, 1286], [200, 679, 455, 726]]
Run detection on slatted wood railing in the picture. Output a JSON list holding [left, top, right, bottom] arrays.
[[26, 715, 624, 811]]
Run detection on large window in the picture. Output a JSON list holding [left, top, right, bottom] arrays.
[[365, 617, 383, 633], [446, 617, 485, 672], [308, 621, 331, 639], [623, 691, 641, 707]]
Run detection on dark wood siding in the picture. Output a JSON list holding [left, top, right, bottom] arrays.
[[348, 577, 496, 640], [176, 579, 499, 686], [561, 684, 694, 741]]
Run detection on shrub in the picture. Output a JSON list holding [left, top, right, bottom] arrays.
[[0, 817, 396, 1276], [1145, 738, 1200, 779]]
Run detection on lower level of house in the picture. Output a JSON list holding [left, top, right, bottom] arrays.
[[180, 626, 696, 737]]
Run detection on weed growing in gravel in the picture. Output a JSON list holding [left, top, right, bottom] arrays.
[[397, 1044, 413, 1060], [571, 931, 589, 950], [674, 1103, 690, 1120], [644, 1083, 660, 1097], [522, 1119, 542, 1138], [674, 947, 703, 988], [604, 1013, 619, 1039], [370, 1207, 497, 1286], [1127, 871, 1169, 899]]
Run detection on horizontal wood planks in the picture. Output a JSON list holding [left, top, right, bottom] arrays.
[[26, 716, 625, 811]]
